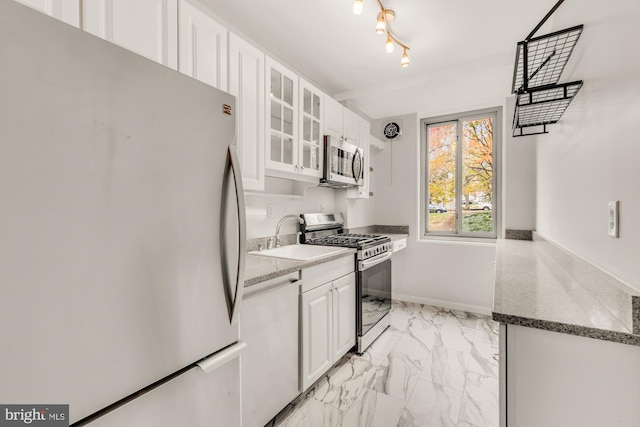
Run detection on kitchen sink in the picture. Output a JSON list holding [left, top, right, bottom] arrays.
[[249, 244, 346, 261]]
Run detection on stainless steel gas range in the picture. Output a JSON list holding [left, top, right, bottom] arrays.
[[300, 213, 392, 353]]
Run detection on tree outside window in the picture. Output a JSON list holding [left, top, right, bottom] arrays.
[[423, 109, 499, 238]]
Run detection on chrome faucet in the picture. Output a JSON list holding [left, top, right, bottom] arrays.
[[275, 214, 304, 248]]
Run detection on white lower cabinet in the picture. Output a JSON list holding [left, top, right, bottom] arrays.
[[332, 273, 357, 360], [240, 273, 300, 427], [502, 324, 640, 427], [301, 281, 334, 389], [301, 258, 356, 391]]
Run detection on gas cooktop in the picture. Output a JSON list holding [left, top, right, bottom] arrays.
[[299, 214, 391, 252], [305, 233, 390, 249]]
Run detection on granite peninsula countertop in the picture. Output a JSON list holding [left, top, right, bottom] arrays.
[[244, 247, 356, 288], [493, 233, 640, 346]]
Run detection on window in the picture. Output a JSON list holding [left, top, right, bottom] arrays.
[[420, 108, 501, 239]]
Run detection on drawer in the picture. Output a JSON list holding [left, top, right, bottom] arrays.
[[392, 238, 407, 252], [243, 272, 300, 300], [301, 255, 355, 293]]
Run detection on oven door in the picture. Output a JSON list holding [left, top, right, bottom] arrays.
[[357, 252, 392, 337]]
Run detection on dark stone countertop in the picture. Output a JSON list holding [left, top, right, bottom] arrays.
[[244, 248, 356, 288]]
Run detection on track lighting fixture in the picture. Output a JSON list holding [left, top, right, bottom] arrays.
[[375, 14, 386, 34], [353, 0, 410, 67], [401, 48, 410, 67], [385, 36, 394, 53], [353, 0, 363, 15]]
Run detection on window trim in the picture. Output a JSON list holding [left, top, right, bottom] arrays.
[[419, 107, 502, 240]]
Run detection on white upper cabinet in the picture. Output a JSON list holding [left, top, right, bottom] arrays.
[[229, 34, 265, 192], [265, 57, 298, 175], [15, 0, 79, 27], [323, 96, 344, 139], [178, 0, 227, 90], [82, 0, 178, 69], [298, 78, 323, 179], [323, 96, 362, 145], [342, 107, 360, 145]]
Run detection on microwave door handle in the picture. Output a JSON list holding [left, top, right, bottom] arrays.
[[352, 150, 362, 182]]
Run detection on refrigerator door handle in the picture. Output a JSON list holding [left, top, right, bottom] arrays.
[[222, 145, 247, 326], [197, 341, 247, 374]]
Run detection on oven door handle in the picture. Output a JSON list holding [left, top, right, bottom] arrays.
[[359, 251, 392, 271]]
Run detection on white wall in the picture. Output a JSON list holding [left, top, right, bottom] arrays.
[[245, 178, 375, 239], [503, 96, 536, 232], [372, 114, 497, 314], [535, 0, 640, 291], [335, 191, 376, 230], [245, 182, 336, 239]]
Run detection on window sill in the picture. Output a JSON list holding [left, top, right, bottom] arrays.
[[418, 234, 497, 246]]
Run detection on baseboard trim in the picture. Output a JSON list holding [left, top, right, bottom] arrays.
[[392, 293, 492, 316]]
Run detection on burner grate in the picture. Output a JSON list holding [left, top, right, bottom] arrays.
[[305, 233, 390, 249]]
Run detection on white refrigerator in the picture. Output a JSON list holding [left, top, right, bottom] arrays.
[[0, 2, 247, 425]]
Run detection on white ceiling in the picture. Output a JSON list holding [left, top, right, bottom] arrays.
[[200, 0, 560, 119]]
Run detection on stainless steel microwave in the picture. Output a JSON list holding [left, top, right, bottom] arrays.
[[319, 135, 364, 188]]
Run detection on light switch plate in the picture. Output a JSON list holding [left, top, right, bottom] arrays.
[[608, 201, 619, 238]]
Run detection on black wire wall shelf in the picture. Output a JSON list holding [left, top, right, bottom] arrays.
[[511, 25, 583, 94], [512, 81, 583, 137], [511, 0, 584, 137]]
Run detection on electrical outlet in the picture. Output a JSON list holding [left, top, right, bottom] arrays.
[[267, 204, 273, 219], [320, 203, 325, 213], [608, 201, 619, 238]]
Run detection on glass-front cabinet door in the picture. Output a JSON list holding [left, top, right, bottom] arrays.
[[266, 57, 298, 174], [299, 78, 323, 178]]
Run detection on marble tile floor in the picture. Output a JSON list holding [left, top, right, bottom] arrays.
[[266, 301, 499, 427]]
